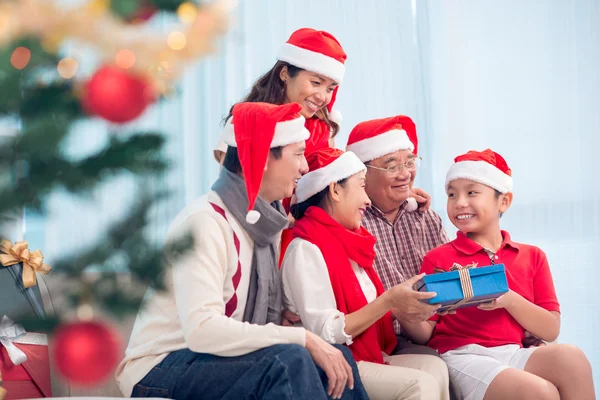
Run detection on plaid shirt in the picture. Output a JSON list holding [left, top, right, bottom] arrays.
[[362, 201, 449, 334]]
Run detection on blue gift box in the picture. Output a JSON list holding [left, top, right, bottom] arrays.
[[415, 264, 508, 312]]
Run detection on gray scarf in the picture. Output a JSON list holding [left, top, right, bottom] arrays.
[[212, 168, 288, 325]]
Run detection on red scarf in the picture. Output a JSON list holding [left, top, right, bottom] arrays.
[[279, 118, 332, 266], [292, 207, 397, 364]]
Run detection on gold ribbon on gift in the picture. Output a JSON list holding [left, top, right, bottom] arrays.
[[434, 262, 478, 311], [0, 240, 51, 289]]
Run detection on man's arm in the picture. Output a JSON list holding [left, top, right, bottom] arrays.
[[171, 212, 306, 356], [171, 212, 354, 398]]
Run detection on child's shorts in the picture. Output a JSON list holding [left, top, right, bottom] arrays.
[[440, 343, 539, 400]]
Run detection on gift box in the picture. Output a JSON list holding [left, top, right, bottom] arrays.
[[0, 240, 49, 322], [0, 337, 51, 399], [1, 241, 52, 399], [415, 264, 509, 312], [0, 265, 46, 322]]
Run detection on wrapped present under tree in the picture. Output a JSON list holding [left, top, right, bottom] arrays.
[[0, 241, 51, 400], [0, 0, 232, 397]]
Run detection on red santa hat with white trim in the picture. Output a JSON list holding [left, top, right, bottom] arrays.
[[346, 115, 418, 162], [445, 149, 513, 193], [277, 28, 347, 124], [296, 147, 366, 203], [222, 102, 310, 224]]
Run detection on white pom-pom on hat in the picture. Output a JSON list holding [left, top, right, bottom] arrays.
[[405, 197, 418, 212], [328, 108, 342, 125], [246, 210, 261, 224]]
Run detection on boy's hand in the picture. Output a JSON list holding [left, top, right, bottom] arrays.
[[477, 290, 516, 311]]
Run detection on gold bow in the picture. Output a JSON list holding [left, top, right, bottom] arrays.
[[0, 240, 52, 289], [433, 262, 478, 274], [433, 262, 478, 311]]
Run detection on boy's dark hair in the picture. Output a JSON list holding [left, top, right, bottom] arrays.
[[291, 178, 349, 220], [223, 146, 283, 174], [494, 189, 505, 218], [222, 61, 340, 138]]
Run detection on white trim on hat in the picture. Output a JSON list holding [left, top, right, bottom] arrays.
[[214, 139, 227, 154], [270, 117, 311, 147], [328, 108, 342, 125], [213, 128, 228, 155], [346, 129, 415, 163], [221, 121, 235, 146], [445, 160, 513, 194], [296, 151, 366, 203], [222, 116, 310, 148], [277, 43, 345, 84]]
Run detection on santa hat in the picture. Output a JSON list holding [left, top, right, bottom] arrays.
[[223, 102, 310, 224], [346, 115, 418, 163], [445, 149, 513, 194], [277, 28, 347, 124], [296, 148, 366, 203]]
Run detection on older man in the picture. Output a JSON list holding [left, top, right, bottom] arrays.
[[346, 115, 449, 342]]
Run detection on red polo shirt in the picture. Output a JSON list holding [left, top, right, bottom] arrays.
[[420, 230, 560, 354]]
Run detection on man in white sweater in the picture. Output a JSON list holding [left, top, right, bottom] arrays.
[[116, 102, 368, 399]]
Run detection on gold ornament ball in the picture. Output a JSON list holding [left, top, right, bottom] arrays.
[[167, 32, 187, 51], [177, 2, 198, 25]]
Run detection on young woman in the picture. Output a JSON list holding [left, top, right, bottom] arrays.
[[281, 147, 450, 400], [224, 27, 346, 154]]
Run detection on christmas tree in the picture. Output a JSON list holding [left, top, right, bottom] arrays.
[[0, 0, 230, 394]]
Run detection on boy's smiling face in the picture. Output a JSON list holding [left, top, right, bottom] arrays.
[[446, 179, 512, 234]]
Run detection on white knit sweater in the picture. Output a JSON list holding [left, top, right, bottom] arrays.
[[115, 191, 306, 396]]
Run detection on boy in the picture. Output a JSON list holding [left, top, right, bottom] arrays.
[[403, 149, 595, 400]]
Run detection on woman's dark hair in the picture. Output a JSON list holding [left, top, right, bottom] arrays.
[[291, 177, 348, 220], [223, 145, 283, 174], [222, 61, 340, 138]]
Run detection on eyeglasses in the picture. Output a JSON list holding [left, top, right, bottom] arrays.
[[366, 157, 422, 175]]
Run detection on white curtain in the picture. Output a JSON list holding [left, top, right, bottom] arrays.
[[23, 0, 598, 390], [420, 0, 600, 389], [178, 0, 428, 201]]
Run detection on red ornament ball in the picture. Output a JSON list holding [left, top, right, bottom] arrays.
[[83, 65, 154, 123], [52, 320, 122, 386]]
